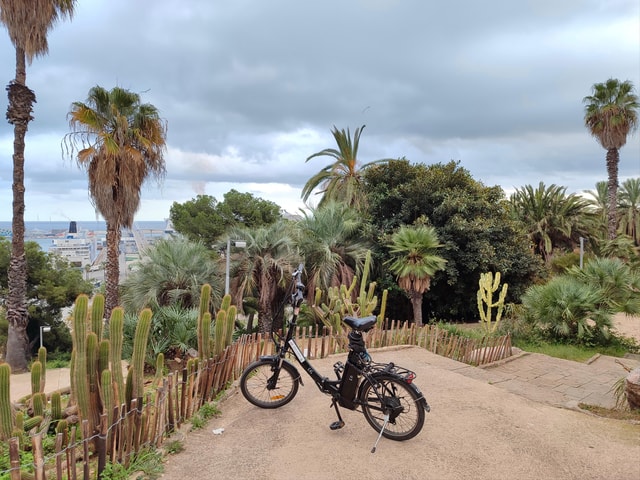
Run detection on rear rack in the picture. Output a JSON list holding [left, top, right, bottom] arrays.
[[365, 362, 417, 381]]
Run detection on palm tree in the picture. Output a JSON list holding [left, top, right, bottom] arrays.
[[583, 78, 639, 240], [64, 86, 167, 319], [295, 201, 370, 300], [302, 125, 391, 210], [386, 225, 446, 327], [618, 178, 640, 245], [230, 221, 300, 335], [120, 237, 222, 313], [509, 182, 592, 262], [1, 0, 76, 372]]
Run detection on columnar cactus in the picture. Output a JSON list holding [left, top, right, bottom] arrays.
[[129, 308, 152, 404], [98, 340, 110, 377], [37, 346, 47, 392], [100, 369, 115, 427], [0, 363, 13, 440], [197, 284, 212, 360], [153, 353, 164, 388], [86, 332, 100, 429], [91, 294, 105, 340], [32, 393, 44, 417], [51, 392, 62, 421], [109, 307, 126, 406], [31, 361, 42, 395], [72, 295, 90, 430], [477, 271, 508, 335]]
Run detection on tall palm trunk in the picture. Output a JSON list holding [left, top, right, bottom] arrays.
[[409, 291, 424, 328], [606, 148, 619, 240], [104, 223, 121, 322], [5, 47, 35, 372]]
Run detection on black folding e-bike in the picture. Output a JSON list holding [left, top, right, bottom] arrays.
[[239, 264, 430, 452]]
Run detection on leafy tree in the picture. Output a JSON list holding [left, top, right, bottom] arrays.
[[583, 78, 639, 239], [0, 238, 92, 356], [170, 190, 282, 244], [618, 178, 640, 245], [120, 237, 222, 313], [364, 159, 543, 321], [509, 182, 592, 262], [386, 225, 446, 327], [295, 201, 370, 300], [1, 0, 76, 371], [302, 125, 391, 210], [230, 221, 300, 334], [170, 195, 225, 244], [584, 180, 609, 237], [64, 86, 167, 319]]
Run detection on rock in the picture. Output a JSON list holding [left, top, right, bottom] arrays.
[[625, 367, 640, 410]]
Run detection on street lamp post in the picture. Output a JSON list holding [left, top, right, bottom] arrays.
[[39, 325, 51, 349], [225, 238, 246, 295]]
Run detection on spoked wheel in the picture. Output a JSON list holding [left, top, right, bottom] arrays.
[[240, 359, 299, 408], [359, 374, 425, 441]]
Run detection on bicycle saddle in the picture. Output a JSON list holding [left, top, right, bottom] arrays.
[[343, 316, 377, 332]]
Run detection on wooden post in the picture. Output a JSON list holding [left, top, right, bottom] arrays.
[[9, 437, 20, 480]]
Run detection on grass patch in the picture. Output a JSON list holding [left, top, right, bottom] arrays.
[[514, 341, 630, 363], [578, 403, 640, 422]]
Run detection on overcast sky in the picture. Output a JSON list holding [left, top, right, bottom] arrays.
[[1, 0, 639, 222]]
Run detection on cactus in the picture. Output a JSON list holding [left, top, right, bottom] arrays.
[[15, 411, 24, 431], [225, 305, 236, 347], [32, 393, 44, 417], [214, 310, 226, 356], [125, 367, 134, 410], [197, 284, 212, 360], [72, 295, 91, 430], [51, 392, 62, 420], [477, 271, 508, 335], [100, 369, 115, 427], [98, 340, 110, 377], [31, 361, 42, 395], [91, 294, 105, 339], [109, 307, 126, 406], [129, 308, 152, 404], [23, 416, 43, 432], [38, 346, 47, 392], [86, 332, 101, 429], [55, 419, 68, 435], [0, 364, 13, 440], [311, 251, 387, 335]]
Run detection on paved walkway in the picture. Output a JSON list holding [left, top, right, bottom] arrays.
[[433, 350, 640, 410], [9, 351, 639, 411]]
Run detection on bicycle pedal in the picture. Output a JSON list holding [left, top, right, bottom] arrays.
[[329, 420, 345, 430]]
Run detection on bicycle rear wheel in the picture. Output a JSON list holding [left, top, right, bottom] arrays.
[[240, 359, 299, 408], [359, 373, 425, 441]]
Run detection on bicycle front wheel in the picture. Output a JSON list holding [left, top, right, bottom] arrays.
[[240, 358, 299, 408], [359, 374, 425, 441]]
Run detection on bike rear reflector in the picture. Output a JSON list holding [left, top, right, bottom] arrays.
[[271, 395, 285, 400], [406, 373, 415, 384]]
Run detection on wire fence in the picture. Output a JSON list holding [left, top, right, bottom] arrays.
[[0, 322, 511, 479]]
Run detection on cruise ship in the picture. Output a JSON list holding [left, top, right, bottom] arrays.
[[49, 221, 96, 268]]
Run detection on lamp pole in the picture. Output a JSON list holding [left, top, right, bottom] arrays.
[[39, 325, 51, 349]]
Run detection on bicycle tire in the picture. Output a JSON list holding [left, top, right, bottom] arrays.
[[240, 359, 299, 408], [359, 373, 425, 441]]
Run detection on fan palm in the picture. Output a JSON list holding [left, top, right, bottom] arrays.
[[1, 0, 76, 372], [509, 182, 591, 262], [302, 125, 391, 210], [618, 178, 640, 245], [120, 237, 222, 313], [295, 201, 370, 300], [386, 225, 446, 327], [584, 78, 639, 240], [64, 85, 167, 319], [230, 221, 300, 334]]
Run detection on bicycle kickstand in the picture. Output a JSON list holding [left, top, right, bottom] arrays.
[[370, 414, 389, 454], [329, 398, 345, 430]]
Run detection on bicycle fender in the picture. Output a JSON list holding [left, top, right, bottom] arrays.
[[258, 355, 304, 386], [360, 372, 430, 413]]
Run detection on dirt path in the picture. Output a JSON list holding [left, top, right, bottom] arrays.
[[160, 347, 640, 480]]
